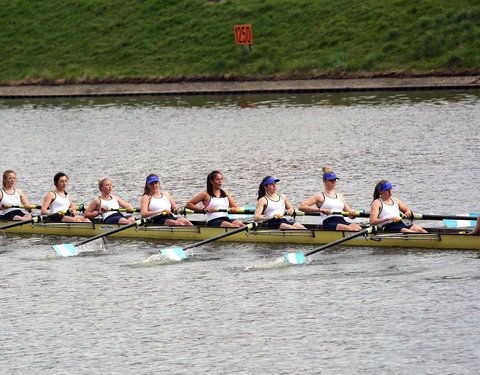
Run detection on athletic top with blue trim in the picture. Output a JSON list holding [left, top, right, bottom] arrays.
[[49, 192, 70, 213], [0, 188, 21, 215], [319, 193, 344, 221], [262, 193, 286, 217], [99, 195, 120, 220], [148, 194, 171, 212], [377, 198, 400, 219], [205, 196, 229, 221]]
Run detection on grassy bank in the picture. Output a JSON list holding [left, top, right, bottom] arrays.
[[1, 0, 480, 83]]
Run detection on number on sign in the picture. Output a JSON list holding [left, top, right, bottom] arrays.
[[234, 25, 253, 45]]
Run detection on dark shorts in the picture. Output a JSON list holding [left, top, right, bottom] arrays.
[[267, 217, 294, 229], [103, 212, 133, 224], [3, 210, 26, 221], [384, 220, 413, 232], [48, 212, 75, 222], [206, 217, 235, 227], [323, 216, 350, 231], [152, 213, 176, 225]]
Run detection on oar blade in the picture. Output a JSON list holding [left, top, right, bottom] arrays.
[[51, 244, 78, 257], [160, 247, 187, 261], [284, 252, 305, 264]]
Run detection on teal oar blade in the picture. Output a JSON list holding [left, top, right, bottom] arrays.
[[283, 252, 305, 264], [51, 212, 166, 257], [284, 219, 395, 265], [157, 217, 273, 261], [160, 247, 187, 261], [51, 244, 78, 257]]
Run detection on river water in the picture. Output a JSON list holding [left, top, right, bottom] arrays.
[[1, 91, 480, 374]]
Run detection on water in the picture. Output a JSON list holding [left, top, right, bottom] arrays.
[[1, 91, 480, 374]]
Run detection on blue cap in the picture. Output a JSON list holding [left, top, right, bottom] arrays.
[[323, 172, 339, 180], [379, 181, 395, 191], [262, 177, 280, 186], [146, 175, 160, 184]]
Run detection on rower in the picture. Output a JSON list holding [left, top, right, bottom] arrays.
[[254, 176, 306, 229], [185, 170, 244, 227], [140, 174, 192, 226], [369, 180, 427, 233], [0, 170, 32, 221], [84, 178, 136, 224], [298, 165, 361, 231], [41, 172, 90, 223]]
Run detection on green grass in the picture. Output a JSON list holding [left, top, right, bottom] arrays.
[[1, 0, 479, 83]]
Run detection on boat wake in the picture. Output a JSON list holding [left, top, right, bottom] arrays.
[[136, 253, 183, 267], [244, 256, 301, 271]]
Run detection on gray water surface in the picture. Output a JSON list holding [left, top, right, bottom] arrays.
[[1, 91, 479, 374]]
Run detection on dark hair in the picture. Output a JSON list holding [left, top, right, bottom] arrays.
[[257, 176, 272, 200], [206, 171, 226, 198], [373, 179, 389, 200], [2, 170, 15, 188], [143, 173, 160, 195], [54, 172, 68, 186]]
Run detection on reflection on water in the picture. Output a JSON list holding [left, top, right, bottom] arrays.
[[1, 90, 480, 374]]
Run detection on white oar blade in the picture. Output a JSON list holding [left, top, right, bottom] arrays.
[[51, 244, 78, 257], [284, 253, 305, 265], [160, 247, 187, 261]]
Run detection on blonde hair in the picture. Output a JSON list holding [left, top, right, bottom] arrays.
[[322, 165, 334, 176], [2, 170, 15, 188], [98, 178, 111, 191]]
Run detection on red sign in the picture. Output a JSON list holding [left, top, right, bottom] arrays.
[[234, 25, 253, 45]]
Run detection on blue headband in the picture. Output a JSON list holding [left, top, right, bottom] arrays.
[[323, 172, 339, 180], [379, 181, 395, 191], [262, 177, 280, 186], [146, 175, 160, 184]]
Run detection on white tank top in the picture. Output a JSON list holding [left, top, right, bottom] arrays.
[[49, 192, 70, 214], [320, 193, 344, 220], [99, 195, 120, 220], [263, 194, 286, 217], [148, 194, 171, 212], [377, 198, 400, 219], [205, 196, 229, 221], [0, 188, 21, 215]]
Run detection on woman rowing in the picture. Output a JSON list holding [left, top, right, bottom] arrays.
[[185, 170, 244, 227], [41, 172, 90, 223], [298, 166, 361, 231], [254, 176, 306, 229], [0, 170, 32, 221], [140, 174, 192, 226], [369, 180, 427, 233], [84, 178, 136, 224]]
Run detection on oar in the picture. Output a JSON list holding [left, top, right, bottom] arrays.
[[99, 208, 141, 213], [5, 204, 42, 210], [158, 217, 274, 261], [51, 212, 167, 257], [410, 212, 479, 221], [293, 211, 369, 218], [284, 219, 396, 265], [178, 208, 255, 215], [0, 212, 62, 231]]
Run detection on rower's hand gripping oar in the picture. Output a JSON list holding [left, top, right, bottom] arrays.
[[284, 219, 396, 265], [51, 212, 167, 257], [158, 217, 275, 261]]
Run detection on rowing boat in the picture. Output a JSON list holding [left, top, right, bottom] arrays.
[[1, 218, 479, 250]]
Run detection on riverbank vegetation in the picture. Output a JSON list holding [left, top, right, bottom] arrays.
[[1, 0, 479, 84]]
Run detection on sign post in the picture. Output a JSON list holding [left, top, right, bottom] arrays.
[[234, 25, 253, 52]]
